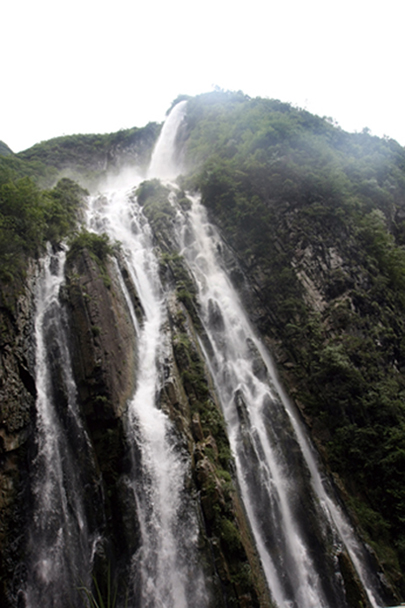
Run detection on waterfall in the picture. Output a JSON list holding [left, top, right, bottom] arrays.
[[87, 181, 208, 607], [25, 246, 99, 608], [146, 101, 386, 607], [148, 100, 187, 180], [21, 100, 389, 608], [171, 192, 385, 608]]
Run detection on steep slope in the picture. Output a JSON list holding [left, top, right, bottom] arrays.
[[0, 141, 13, 157], [0, 264, 37, 606], [17, 123, 160, 187], [0, 178, 87, 604], [0, 122, 160, 191], [176, 90, 405, 595]]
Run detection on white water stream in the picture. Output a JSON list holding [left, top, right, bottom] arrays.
[[148, 101, 386, 607], [87, 170, 207, 606], [26, 247, 98, 608], [148, 100, 187, 180], [173, 191, 384, 608]]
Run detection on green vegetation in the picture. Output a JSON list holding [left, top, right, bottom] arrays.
[[0, 175, 86, 282], [0, 141, 13, 157], [0, 151, 58, 190], [16, 122, 160, 185], [164, 267, 261, 603], [179, 91, 405, 592], [0, 121, 160, 192], [68, 230, 113, 265], [136, 178, 175, 234], [170, 317, 259, 605], [67, 229, 114, 288], [160, 251, 202, 328], [78, 566, 126, 608]]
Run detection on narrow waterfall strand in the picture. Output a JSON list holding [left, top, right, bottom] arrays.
[[26, 247, 95, 608]]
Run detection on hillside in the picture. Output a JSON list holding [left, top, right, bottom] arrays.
[[176, 91, 405, 591], [0, 141, 13, 157], [17, 122, 160, 184], [0, 121, 160, 191]]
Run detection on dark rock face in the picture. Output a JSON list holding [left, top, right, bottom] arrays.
[[159, 292, 269, 608], [65, 248, 138, 571], [0, 249, 140, 606], [200, 202, 400, 605], [0, 234, 271, 607], [106, 124, 161, 173], [65, 249, 136, 422], [0, 267, 37, 606]]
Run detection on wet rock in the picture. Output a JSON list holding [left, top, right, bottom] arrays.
[[65, 249, 136, 422], [65, 248, 139, 570], [0, 264, 37, 607], [191, 412, 204, 442], [246, 338, 268, 381], [208, 298, 225, 332], [338, 550, 373, 608]]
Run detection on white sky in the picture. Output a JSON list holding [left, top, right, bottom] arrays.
[[1, 0, 404, 152]]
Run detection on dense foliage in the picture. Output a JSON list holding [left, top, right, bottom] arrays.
[[16, 122, 160, 185], [0, 141, 13, 157], [68, 229, 113, 265], [0, 119, 160, 285], [179, 91, 405, 592], [0, 149, 58, 187], [0, 174, 86, 282]]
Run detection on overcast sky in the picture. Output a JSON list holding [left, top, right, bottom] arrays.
[[2, 0, 403, 152]]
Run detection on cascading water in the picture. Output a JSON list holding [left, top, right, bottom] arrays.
[[22, 100, 390, 608], [172, 191, 386, 608], [148, 100, 187, 180], [86, 163, 208, 605], [25, 246, 100, 608], [147, 101, 387, 607]]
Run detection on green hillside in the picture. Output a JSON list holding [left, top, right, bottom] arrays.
[[178, 91, 405, 592], [0, 141, 13, 157]]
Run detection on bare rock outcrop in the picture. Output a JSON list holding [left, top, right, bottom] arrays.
[[65, 248, 138, 567], [0, 266, 37, 605]]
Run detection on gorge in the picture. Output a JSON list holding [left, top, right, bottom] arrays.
[[1, 92, 405, 608]]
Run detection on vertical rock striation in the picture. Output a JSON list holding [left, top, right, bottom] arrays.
[[65, 247, 139, 574], [0, 267, 37, 606]]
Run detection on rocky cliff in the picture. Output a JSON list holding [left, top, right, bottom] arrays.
[[0, 266, 39, 605], [175, 91, 405, 600], [197, 187, 405, 600], [65, 246, 138, 576], [0, 236, 271, 606], [63, 236, 271, 607]]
